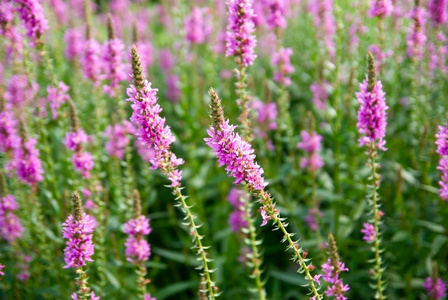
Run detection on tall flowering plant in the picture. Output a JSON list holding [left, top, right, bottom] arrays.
[[357, 53, 388, 300]]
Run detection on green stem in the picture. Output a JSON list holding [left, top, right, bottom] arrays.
[[368, 145, 385, 300], [75, 266, 91, 299], [235, 66, 252, 142], [242, 190, 266, 300], [136, 263, 147, 299]]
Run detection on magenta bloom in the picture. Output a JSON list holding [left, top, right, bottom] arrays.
[[271, 48, 294, 86], [64, 130, 89, 151], [62, 212, 95, 269], [0, 111, 20, 153], [205, 120, 267, 190], [4, 75, 38, 108], [127, 80, 184, 174], [428, 0, 447, 25], [64, 29, 84, 61], [306, 208, 322, 231], [226, 0, 257, 67], [47, 82, 71, 119], [15, 138, 44, 186], [356, 79, 388, 151], [265, 0, 287, 29], [424, 277, 447, 300], [361, 223, 376, 243], [123, 215, 152, 263], [102, 38, 126, 97], [0, 264, 4, 276], [436, 125, 448, 200], [0, 195, 24, 242], [13, 0, 48, 44], [71, 292, 100, 300], [406, 4, 427, 59], [159, 49, 176, 72], [368, 0, 393, 18], [72, 152, 94, 179], [310, 81, 330, 110], [436, 124, 448, 156], [166, 74, 181, 103], [308, 0, 336, 58], [184, 6, 212, 44], [143, 294, 156, 300], [321, 259, 350, 299], [297, 131, 324, 172], [82, 39, 102, 86], [104, 121, 134, 159], [227, 188, 249, 233]]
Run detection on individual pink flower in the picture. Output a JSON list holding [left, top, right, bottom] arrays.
[[271, 48, 294, 86], [0, 264, 4, 276], [226, 0, 257, 67], [306, 208, 322, 231], [48, 82, 71, 119], [368, 0, 393, 18], [361, 223, 376, 242], [72, 152, 94, 179], [184, 6, 212, 44]]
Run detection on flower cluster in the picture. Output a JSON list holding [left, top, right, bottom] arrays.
[[47, 81, 71, 119], [104, 121, 134, 159], [205, 119, 267, 191], [15, 138, 44, 186], [428, 0, 447, 26], [271, 48, 294, 86], [4, 74, 38, 107], [0, 264, 4, 277], [406, 3, 427, 59], [306, 207, 322, 231], [64, 29, 84, 61], [184, 6, 212, 45], [82, 39, 102, 86], [227, 188, 249, 233], [103, 38, 126, 96], [264, 0, 287, 29], [13, 0, 48, 44], [127, 79, 184, 188], [122, 215, 152, 263], [321, 259, 349, 299], [436, 124, 448, 200], [356, 78, 388, 151], [0, 195, 24, 243], [71, 292, 100, 300], [64, 130, 94, 178], [423, 277, 446, 300], [310, 81, 330, 110], [62, 212, 96, 269], [297, 130, 324, 172], [226, 0, 257, 67], [0, 111, 19, 153], [308, 0, 336, 58], [361, 223, 376, 242], [368, 0, 393, 18]]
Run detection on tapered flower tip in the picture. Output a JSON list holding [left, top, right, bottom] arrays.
[[132, 189, 142, 218], [328, 233, 340, 273], [0, 169, 6, 197], [107, 13, 115, 40], [131, 45, 145, 90], [367, 52, 376, 92], [208, 88, 224, 130], [71, 191, 83, 220]]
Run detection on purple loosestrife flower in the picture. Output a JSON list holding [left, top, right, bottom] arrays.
[[308, 0, 336, 58], [123, 215, 152, 263], [104, 121, 134, 159], [72, 152, 94, 179], [428, 0, 447, 25], [356, 60, 388, 151], [47, 82, 71, 119], [226, 0, 257, 67], [368, 0, 393, 18], [306, 208, 322, 231], [271, 48, 294, 86], [205, 119, 267, 190], [297, 131, 324, 172], [82, 39, 102, 86], [13, 0, 48, 45], [16, 138, 44, 186], [0, 195, 25, 243], [64, 130, 89, 151], [407, 3, 427, 60], [143, 294, 156, 300], [310, 81, 330, 110], [0, 264, 4, 276], [436, 124, 448, 200], [71, 292, 100, 300], [49, 0, 68, 25], [4, 75, 38, 108], [62, 193, 96, 269], [184, 6, 213, 44], [361, 223, 376, 242], [264, 0, 287, 29], [103, 38, 126, 96], [424, 277, 447, 300], [227, 188, 249, 233], [0, 111, 20, 153], [126, 80, 184, 176], [64, 29, 85, 61]]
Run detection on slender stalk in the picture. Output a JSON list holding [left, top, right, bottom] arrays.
[[235, 66, 252, 142], [368, 144, 385, 300]]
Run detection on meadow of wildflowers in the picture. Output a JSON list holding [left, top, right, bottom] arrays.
[[1, 0, 448, 299]]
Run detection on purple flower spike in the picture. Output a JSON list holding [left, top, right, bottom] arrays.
[[104, 121, 134, 159], [82, 39, 102, 86], [13, 0, 48, 44], [0, 264, 4, 276], [0, 111, 20, 153], [297, 131, 324, 172], [436, 124, 448, 200], [265, 0, 287, 29], [424, 277, 447, 300], [123, 215, 152, 264], [368, 0, 393, 18], [428, 0, 447, 26], [0, 195, 24, 243], [271, 48, 294, 86], [361, 223, 376, 243], [15, 138, 44, 186], [62, 212, 95, 269], [103, 38, 126, 97], [184, 6, 212, 45], [47, 82, 71, 120], [406, 3, 427, 60], [72, 152, 94, 179], [226, 0, 257, 67], [356, 60, 388, 151]]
